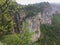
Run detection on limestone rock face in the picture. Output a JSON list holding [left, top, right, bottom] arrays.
[[25, 12, 52, 42], [26, 14, 41, 42], [38, 13, 52, 24]]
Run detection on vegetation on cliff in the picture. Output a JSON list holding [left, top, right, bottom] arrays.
[[32, 13, 60, 45], [0, 0, 60, 45]]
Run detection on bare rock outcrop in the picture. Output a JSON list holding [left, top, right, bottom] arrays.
[[26, 14, 41, 42]]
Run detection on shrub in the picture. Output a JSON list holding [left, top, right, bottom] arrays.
[[2, 32, 31, 45], [2, 24, 32, 45], [0, 42, 3, 45]]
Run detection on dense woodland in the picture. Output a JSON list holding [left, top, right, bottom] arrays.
[[0, 0, 60, 45]]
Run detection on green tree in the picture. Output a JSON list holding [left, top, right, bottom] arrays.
[[0, 0, 23, 35], [0, 0, 14, 36], [24, 5, 39, 18], [2, 22, 32, 45]]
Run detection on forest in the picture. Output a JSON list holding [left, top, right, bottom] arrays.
[[0, 0, 60, 45]]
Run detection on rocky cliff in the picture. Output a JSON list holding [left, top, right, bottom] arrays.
[[12, 2, 60, 42], [25, 14, 41, 42]]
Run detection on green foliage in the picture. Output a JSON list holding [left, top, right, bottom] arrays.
[[1, 22, 32, 45], [52, 13, 60, 25], [0, 0, 60, 45], [0, 0, 6, 5], [24, 2, 52, 18], [40, 24, 57, 45], [0, 14, 13, 36], [0, 0, 13, 36], [0, 42, 3, 45], [2, 30, 31, 45], [0, 0, 23, 35], [0, 0, 32, 45], [33, 13, 60, 45], [32, 24, 57, 45], [52, 13, 60, 45], [24, 5, 39, 18]]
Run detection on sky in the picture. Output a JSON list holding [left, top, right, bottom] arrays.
[[16, 0, 60, 5]]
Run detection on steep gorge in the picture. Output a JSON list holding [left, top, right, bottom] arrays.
[[11, 2, 56, 42]]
